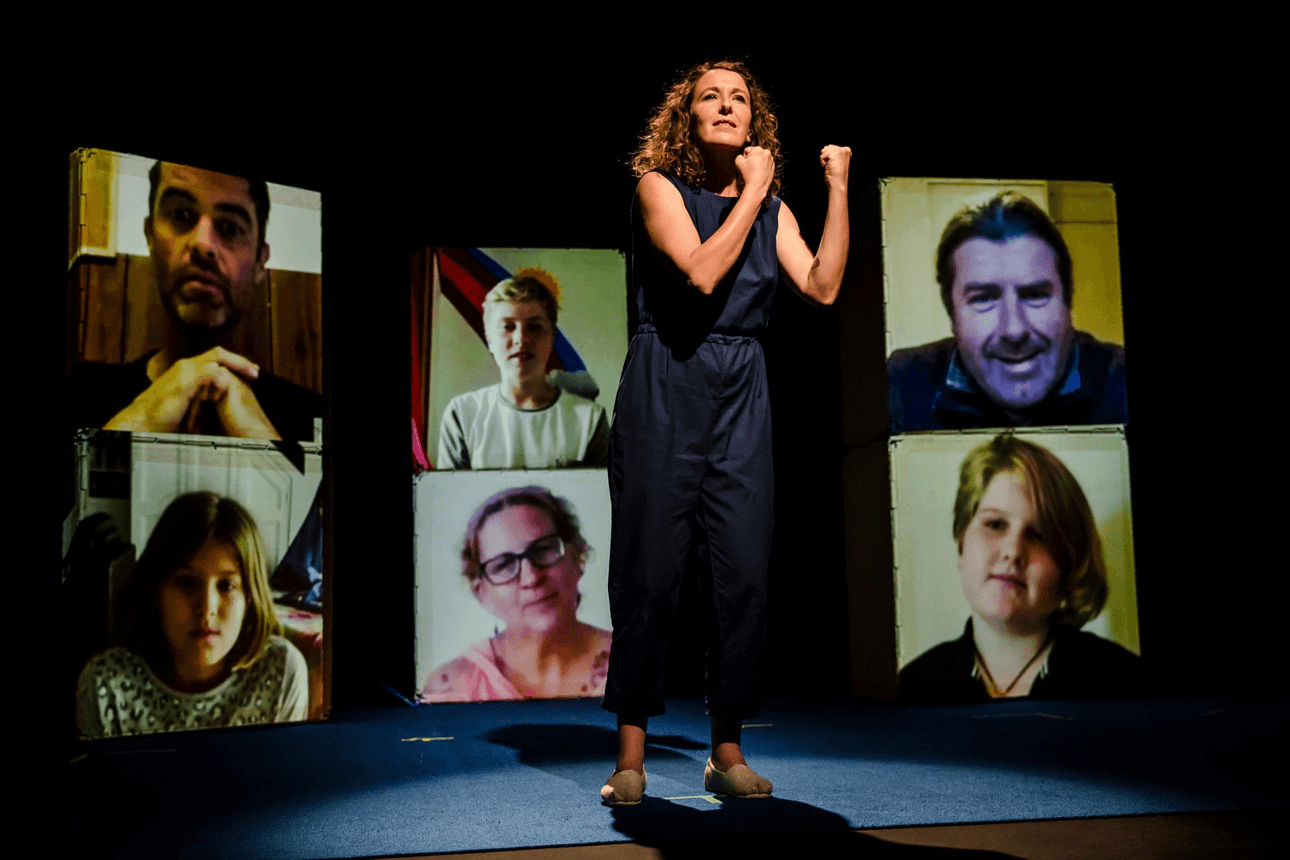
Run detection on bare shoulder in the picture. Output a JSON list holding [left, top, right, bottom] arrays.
[[636, 171, 683, 210], [637, 170, 674, 192]]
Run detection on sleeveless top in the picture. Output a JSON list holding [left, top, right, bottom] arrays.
[[629, 172, 781, 350]]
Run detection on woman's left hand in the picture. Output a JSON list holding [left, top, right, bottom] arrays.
[[820, 145, 851, 190]]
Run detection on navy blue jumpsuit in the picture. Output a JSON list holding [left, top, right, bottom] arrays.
[[604, 172, 780, 719]]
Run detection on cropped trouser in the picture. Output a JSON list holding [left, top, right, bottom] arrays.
[[602, 331, 772, 718]]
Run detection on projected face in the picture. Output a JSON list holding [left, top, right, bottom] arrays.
[[690, 68, 752, 151], [146, 163, 269, 333], [950, 236, 1074, 416], [157, 538, 247, 688], [472, 505, 581, 635], [484, 300, 555, 386], [958, 471, 1063, 635]]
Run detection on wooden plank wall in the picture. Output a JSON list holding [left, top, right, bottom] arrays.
[[69, 255, 322, 394]]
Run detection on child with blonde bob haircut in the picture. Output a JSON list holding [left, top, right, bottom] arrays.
[[952, 434, 1108, 628], [901, 435, 1141, 704]]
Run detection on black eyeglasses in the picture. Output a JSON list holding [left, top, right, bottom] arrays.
[[478, 535, 566, 585]]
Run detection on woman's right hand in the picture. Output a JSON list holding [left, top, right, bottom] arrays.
[[735, 146, 774, 197]]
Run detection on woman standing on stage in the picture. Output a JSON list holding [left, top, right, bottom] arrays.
[[601, 60, 850, 804]]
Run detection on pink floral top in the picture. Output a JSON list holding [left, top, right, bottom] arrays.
[[419, 629, 611, 703]]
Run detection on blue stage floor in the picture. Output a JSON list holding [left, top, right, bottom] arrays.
[[62, 697, 1288, 859]]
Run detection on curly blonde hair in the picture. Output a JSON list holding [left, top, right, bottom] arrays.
[[630, 60, 782, 205]]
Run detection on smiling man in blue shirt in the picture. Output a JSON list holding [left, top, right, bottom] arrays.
[[887, 192, 1127, 432]]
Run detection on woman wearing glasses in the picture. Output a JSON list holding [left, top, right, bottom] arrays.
[[419, 486, 611, 702]]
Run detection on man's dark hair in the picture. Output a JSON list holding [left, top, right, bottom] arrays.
[[148, 160, 271, 251], [936, 192, 1073, 316]]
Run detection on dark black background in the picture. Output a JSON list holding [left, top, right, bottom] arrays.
[[38, 45, 1277, 713]]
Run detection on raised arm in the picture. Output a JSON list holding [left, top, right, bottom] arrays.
[[777, 145, 851, 306], [636, 149, 775, 296]]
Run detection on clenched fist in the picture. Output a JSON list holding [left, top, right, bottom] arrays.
[[735, 145, 775, 197], [819, 145, 851, 190]]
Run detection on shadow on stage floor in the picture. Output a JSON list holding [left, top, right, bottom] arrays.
[[60, 696, 1287, 859]]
